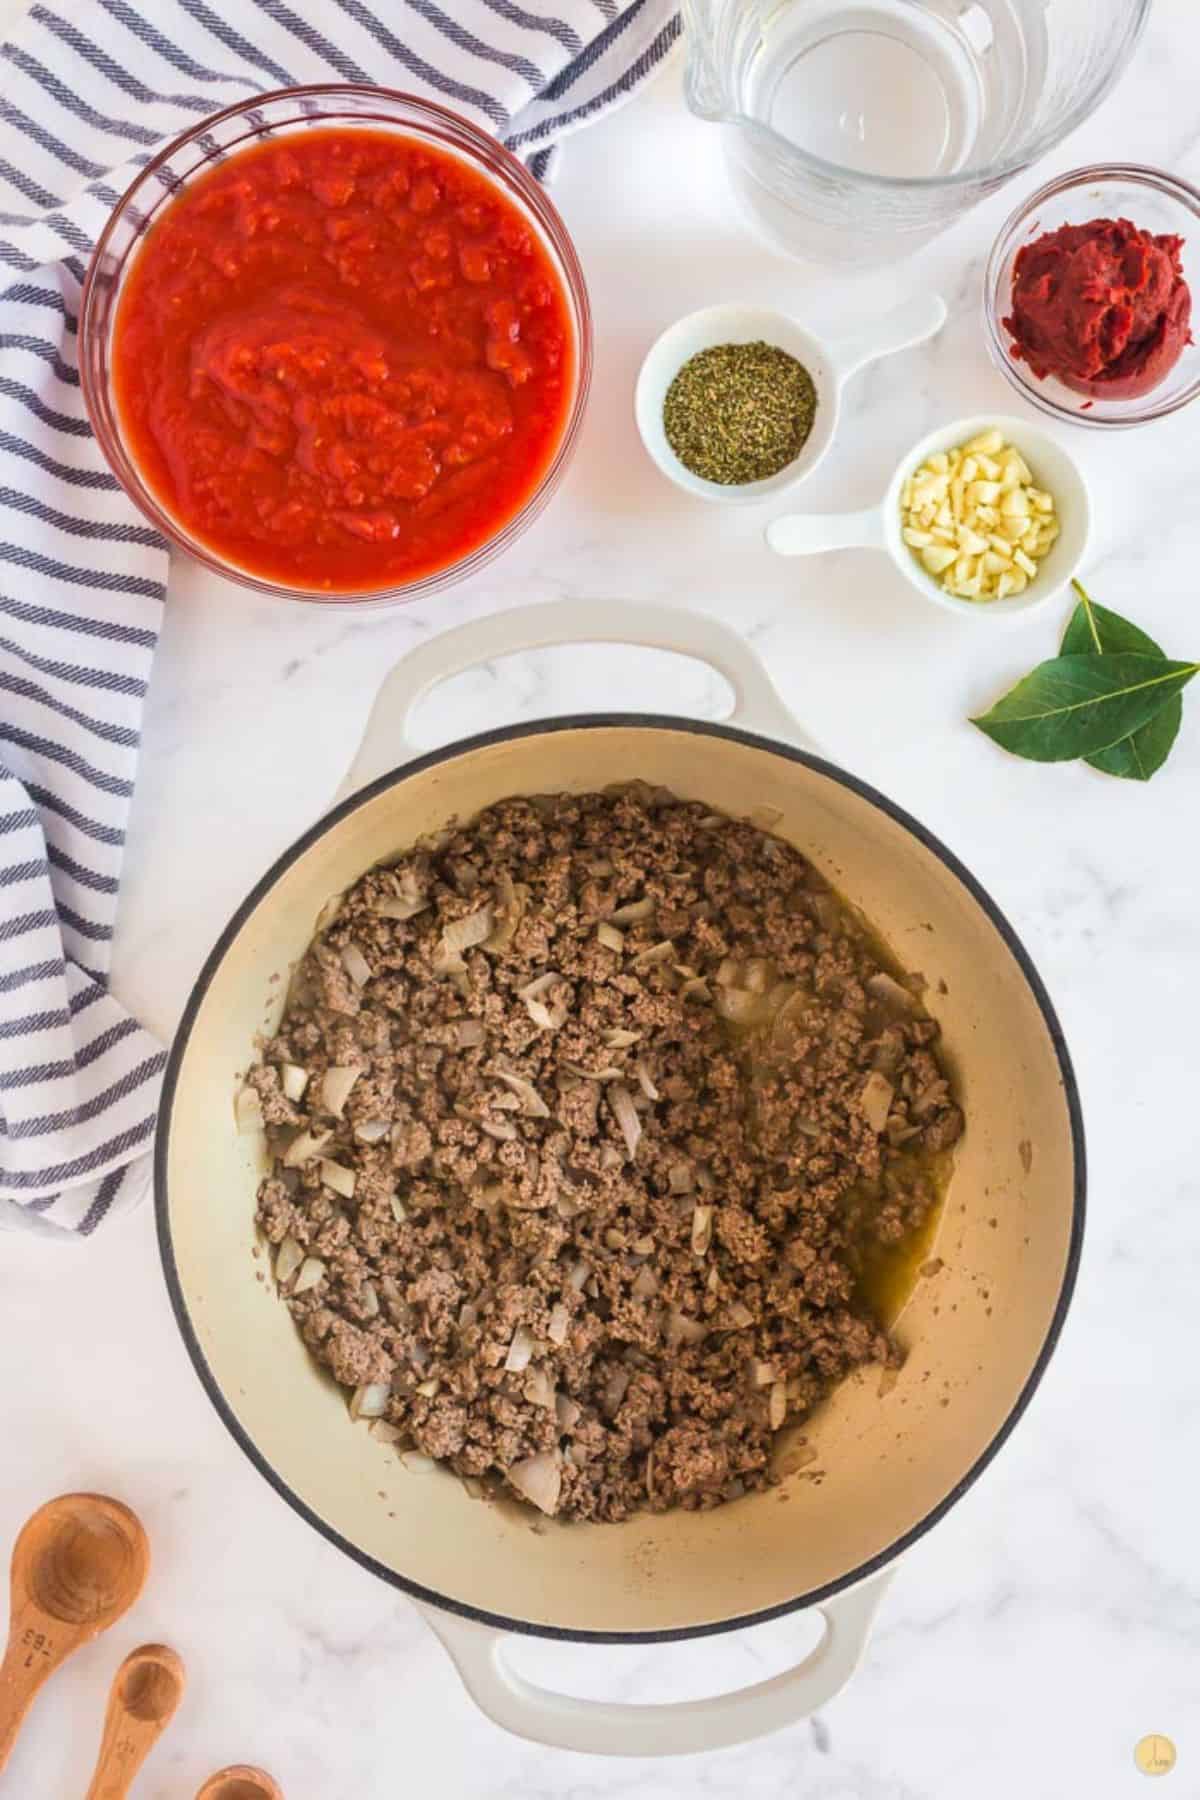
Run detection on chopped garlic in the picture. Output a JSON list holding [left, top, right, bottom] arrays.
[[900, 430, 1059, 603]]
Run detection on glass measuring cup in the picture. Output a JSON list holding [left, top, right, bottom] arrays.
[[682, 0, 1152, 265]]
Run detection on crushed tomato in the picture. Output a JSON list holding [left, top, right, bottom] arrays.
[[113, 129, 574, 592]]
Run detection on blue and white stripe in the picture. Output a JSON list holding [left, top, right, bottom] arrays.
[[0, 0, 678, 1234]]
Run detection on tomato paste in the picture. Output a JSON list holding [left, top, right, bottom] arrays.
[[1003, 217, 1191, 401], [113, 129, 574, 591]]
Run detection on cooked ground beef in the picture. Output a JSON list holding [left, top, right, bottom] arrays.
[[250, 786, 962, 1522]]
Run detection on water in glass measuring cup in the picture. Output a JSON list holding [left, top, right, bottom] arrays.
[[746, 0, 1041, 182], [683, 0, 1149, 264]]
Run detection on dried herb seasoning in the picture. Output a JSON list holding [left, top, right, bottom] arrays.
[[662, 340, 818, 485]]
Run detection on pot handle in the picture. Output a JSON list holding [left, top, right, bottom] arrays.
[[418, 1571, 891, 1757], [337, 601, 815, 801]]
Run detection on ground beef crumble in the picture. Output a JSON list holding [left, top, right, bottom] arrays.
[[250, 787, 962, 1522]]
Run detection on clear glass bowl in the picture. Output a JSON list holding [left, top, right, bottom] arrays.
[[80, 86, 593, 607], [984, 164, 1200, 429]]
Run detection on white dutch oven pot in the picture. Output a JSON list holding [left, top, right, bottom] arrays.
[[157, 603, 1084, 1757]]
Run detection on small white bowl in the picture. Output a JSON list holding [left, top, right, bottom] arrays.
[[765, 412, 1091, 621], [635, 295, 947, 505]]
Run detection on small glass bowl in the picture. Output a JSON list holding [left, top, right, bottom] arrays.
[[80, 86, 593, 607], [984, 164, 1200, 430]]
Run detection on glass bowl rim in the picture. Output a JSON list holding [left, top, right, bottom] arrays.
[[79, 82, 593, 607], [982, 161, 1200, 431]]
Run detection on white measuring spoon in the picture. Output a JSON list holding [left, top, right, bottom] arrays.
[[635, 292, 947, 503], [766, 411, 1092, 621]]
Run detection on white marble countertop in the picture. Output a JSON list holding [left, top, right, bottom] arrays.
[[4, 4, 1200, 1794]]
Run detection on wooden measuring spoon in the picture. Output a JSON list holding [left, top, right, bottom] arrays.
[[196, 1767, 284, 1800], [83, 1643, 185, 1799], [0, 1494, 149, 1775]]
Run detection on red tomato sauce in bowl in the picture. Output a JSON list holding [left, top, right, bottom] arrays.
[[111, 128, 575, 594]]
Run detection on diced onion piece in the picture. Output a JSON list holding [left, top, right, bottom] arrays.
[[524, 1365, 557, 1411], [603, 1367, 631, 1416], [370, 1419, 404, 1445], [314, 893, 344, 934], [555, 1394, 581, 1432], [358, 1281, 380, 1319], [547, 1302, 570, 1345], [859, 1071, 895, 1134], [283, 1128, 332, 1167], [415, 1377, 441, 1398], [235, 1084, 263, 1134], [604, 1028, 641, 1049], [562, 1060, 623, 1081], [632, 939, 673, 971], [635, 1060, 660, 1102], [320, 1158, 357, 1200], [293, 1257, 326, 1294], [321, 1064, 360, 1118], [609, 1084, 642, 1160], [508, 1451, 562, 1516], [482, 873, 527, 953], [491, 1067, 551, 1119], [715, 986, 761, 1024], [610, 896, 655, 925], [753, 1361, 777, 1387], [479, 1116, 518, 1142], [596, 922, 624, 953], [666, 1308, 707, 1348], [748, 804, 782, 829], [389, 1193, 408, 1224], [519, 971, 559, 1000], [505, 1324, 535, 1373], [354, 1119, 391, 1145], [441, 907, 494, 956], [632, 1266, 658, 1299], [567, 1260, 590, 1292], [350, 1381, 390, 1420], [691, 1203, 714, 1256], [280, 1063, 309, 1103], [743, 958, 772, 995], [374, 894, 429, 921], [726, 1300, 755, 1329], [341, 943, 373, 987], [274, 1235, 304, 1285], [769, 1381, 788, 1431], [668, 1161, 695, 1194], [866, 971, 915, 1014], [632, 1233, 655, 1255]]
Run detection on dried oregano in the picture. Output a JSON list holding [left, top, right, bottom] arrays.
[[663, 340, 817, 485]]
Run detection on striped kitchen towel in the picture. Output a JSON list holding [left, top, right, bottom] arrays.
[[0, 0, 680, 1237]]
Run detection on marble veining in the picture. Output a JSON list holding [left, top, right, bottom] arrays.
[[3, 0, 1200, 1793]]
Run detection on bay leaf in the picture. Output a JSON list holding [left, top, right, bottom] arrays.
[[970, 653, 1200, 763], [1060, 582, 1183, 781]]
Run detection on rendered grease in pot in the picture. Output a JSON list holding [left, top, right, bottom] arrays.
[[244, 787, 963, 1521]]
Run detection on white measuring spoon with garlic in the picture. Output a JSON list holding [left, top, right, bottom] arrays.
[[766, 413, 1091, 620]]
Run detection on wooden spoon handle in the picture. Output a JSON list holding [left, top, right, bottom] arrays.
[[0, 1599, 67, 1774], [83, 1645, 185, 1800]]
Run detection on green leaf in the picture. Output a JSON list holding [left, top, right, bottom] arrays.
[[970, 653, 1200, 763], [1061, 581, 1183, 781]]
